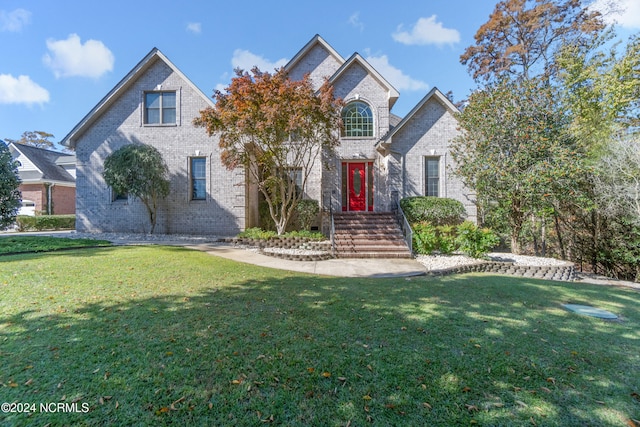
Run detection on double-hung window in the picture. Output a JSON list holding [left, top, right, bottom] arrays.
[[145, 91, 176, 125], [190, 157, 206, 200], [425, 157, 440, 197]]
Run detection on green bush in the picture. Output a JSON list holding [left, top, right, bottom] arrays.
[[455, 221, 500, 258], [436, 225, 458, 255], [412, 222, 438, 255], [400, 197, 466, 226], [410, 220, 499, 258], [237, 228, 325, 241], [295, 199, 319, 231], [16, 215, 76, 231], [237, 227, 277, 240], [283, 230, 325, 240]]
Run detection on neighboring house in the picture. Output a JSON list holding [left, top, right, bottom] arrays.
[[8, 142, 76, 216], [61, 35, 475, 235]]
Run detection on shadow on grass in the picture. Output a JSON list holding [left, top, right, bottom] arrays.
[[0, 247, 638, 426]]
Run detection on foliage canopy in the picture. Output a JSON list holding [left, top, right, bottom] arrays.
[[0, 142, 21, 229], [451, 78, 585, 254], [4, 130, 56, 149], [460, 0, 604, 82], [195, 67, 343, 235], [103, 144, 170, 234]]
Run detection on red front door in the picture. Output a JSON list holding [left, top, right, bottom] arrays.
[[348, 162, 366, 211]]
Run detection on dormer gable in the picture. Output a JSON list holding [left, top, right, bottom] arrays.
[[329, 53, 399, 110], [60, 48, 214, 150], [377, 87, 459, 153], [285, 34, 345, 90]]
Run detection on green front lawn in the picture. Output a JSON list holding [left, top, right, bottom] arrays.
[[0, 246, 638, 426], [0, 236, 111, 255]]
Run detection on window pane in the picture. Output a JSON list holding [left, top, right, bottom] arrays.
[[426, 159, 439, 177], [146, 109, 160, 124], [146, 93, 160, 108], [192, 180, 206, 200], [162, 107, 176, 124], [145, 93, 160, 124], [192, 158, 206, 179], [162, 92, 176, 108]]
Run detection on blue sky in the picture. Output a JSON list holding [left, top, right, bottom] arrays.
[[1, 0, 638, 150]]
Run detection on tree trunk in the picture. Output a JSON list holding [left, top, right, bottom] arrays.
[[510, 198, 524, 254], [554, 212, 566, 259], [541, 219, 546, 257], [531, 213, 539, 256]]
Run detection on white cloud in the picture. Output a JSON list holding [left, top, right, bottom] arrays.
[[392, 15, 460, 46], [348, 12, 365, 32], [365, 54, 429, 91], [590, 0, 640, 29], [231, 49, 288, 72], [186, 22, 201, 34], [0, 8, 31, 32], [43, 34, 114, 78], [0, 74, 49, 105]]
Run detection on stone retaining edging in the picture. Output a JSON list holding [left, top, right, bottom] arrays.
[[226, 237, 331, 251], [258, 248, 333, 261], [426, 260, 576, 281]]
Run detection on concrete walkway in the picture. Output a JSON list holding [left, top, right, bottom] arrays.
[[183, 243, 427, 278]]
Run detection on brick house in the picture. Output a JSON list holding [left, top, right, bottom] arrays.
[[61, 35, 475, 236], [8, 142, 76, 215]]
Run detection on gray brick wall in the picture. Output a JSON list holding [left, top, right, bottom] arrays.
[[75, 58, 244, 236], [287, 44, 342, 90], [386, 98, 477, 222]]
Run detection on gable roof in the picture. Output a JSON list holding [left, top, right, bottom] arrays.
[[10, 143, 75, 184], [284, 34, 345, 72], [329, 53, 400, 109], [378, 87, 459, 149], [61, 48, 214, 149]]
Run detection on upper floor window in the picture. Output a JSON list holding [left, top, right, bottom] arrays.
[[342, 101, 373, 137], [145, 91, 176, 125]]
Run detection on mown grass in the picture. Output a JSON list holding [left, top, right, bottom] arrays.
[[0, 246, 638, 426], [0, 236, 111, 255]]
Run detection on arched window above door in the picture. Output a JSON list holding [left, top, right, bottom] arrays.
[[342, 101, 373, 137]]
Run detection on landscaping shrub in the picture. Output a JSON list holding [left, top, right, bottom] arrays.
[[436, 225, 458, 255], [16, 215, 76, 231], [237, 228, 325, 241], [400, 196, 466, 226], [456, 220, 500, 258], [412, 222, 438, 255], [237, 227, 277, 240], [410, 220, 499, 258], [295, 199, 319, 231], [282, 230, 325, 240]]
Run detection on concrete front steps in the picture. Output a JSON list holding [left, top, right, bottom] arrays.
[[333, 212, 412, 259]]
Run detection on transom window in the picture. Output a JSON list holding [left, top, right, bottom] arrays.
[[145, 91, 176, 125], [190, 157, 206, 200], [342, 101, 373, 137]]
